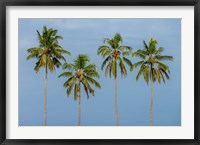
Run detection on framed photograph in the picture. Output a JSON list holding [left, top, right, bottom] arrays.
[[0, 0, 200, 145]]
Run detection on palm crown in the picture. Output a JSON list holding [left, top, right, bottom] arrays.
[[97, 33, 133, 78], [59, 54, 101, 100], [131, 38, 174, 84], [26, 26, 70, 73]]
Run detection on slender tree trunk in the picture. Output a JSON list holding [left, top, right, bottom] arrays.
[[44, 64, 48, 126], [78, 87, 81, 126], [114, 78, 118, 126], [150, 79, 154, 126]]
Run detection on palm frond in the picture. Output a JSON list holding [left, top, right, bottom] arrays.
[[34, 55, 46, 73], [63, 76, 76, 88], [56, 49, 71, 55], [155, 47, 165, 55], [84, 76, 101, 89], [161, 69, 170, 80], [62, 63, 75, 70], [118, 57, 127, 77], [97, 46, 112, 56], [136, 65, 145, 81], [111, 59, 117, 78], [114, 33, 122, 48], [123, 57, 132, 68], [74, 54, 90, 69], [156, 61, 169, 71], [143, 65, 149, 84], [85, 70, 100, 78], [47, 56, 55, 72], [74, 83, 80, 100], [81, 77, 95, 96], [53, 57, 62, 68], [118, 46, 133, 52], [143, 40, 148, 50], [131, 60, 145, 71], [66, 82, 74, 97], [84, 64, 97, 71], [58, 72, 73, 78], [101, 56, 112, 70], [26, 53, 39, 60], [132, 50, 147, 59], [155, 55, 174, 61], [105, 62, 111, 77]]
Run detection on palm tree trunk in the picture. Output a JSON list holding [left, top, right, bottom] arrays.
[[78, 87, 81, 126], [150, 79, 154, 126], [44, 63, 47, 126], [114, 78, 118, 126]]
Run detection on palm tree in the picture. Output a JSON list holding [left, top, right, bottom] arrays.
[[97, 33, 133, 126], [26, 26, 70, 126], [131, 38, 173, 126], [58, 54, 101, 126]]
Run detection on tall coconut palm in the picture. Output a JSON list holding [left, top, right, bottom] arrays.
[[58, 54, 101, 126], [131, 38, 173, 126], [26, 26, 70, 126], [97, 33, 133, 126]]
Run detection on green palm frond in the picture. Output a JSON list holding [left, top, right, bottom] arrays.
[[58, 72, 73, 78], [63, 76, 76, 88], [111, 59, 117, 78], [161, 69, 170, 80], [114, 33, 123, 48], [122, 57, 132, 68], [84, 76, 101, 89], [62, 63, 75, 70], [118, 57, 127, 77], [84, 70, 100, 78], [56, 49, 71, 55], [105, 62, 111, 77], [152, 68, 157, 82], [118, 46, 133, 52], [155, 55, 174, 61], [155, 47, 165, 55], [74, 83, 80, 100], [81, 76, 95, 96], [131, 60, 145, 71], [156, 61, 169, 71], [34, 55, 46, 73], [84, 64, 97, 71], [26, 48, 41, 60], [97, 46, 112, 56], [143, 65, 150, 84], [104, 38, 115, 48], [52, 57, 62, 68], [143, 40, 148, 50], [47, 56, 55, 72], [155, 69, 161, 83], [136, 65, 145, 81], [27, 47, 41, 53], [66, 82, 74, 97], [122, 51, 132, 56], [26, 53, 39, 60], [102, 49, 112, 58], [148, 38, 157, 54], [101, 56, 112, 70], [132, 50, 147, 59], [74, 54, 89, 69]]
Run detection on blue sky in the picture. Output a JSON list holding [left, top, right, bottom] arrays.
[[19, 18, 181, 126]]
